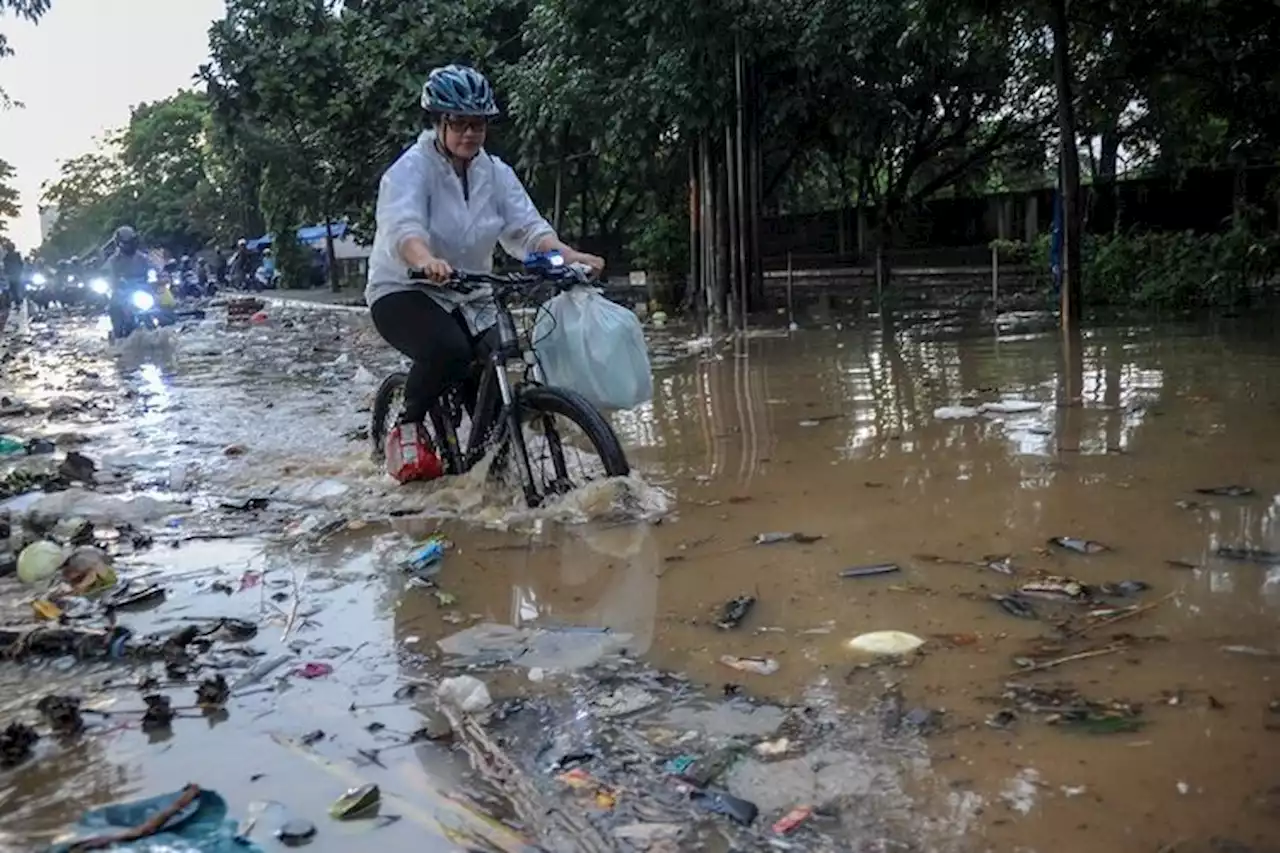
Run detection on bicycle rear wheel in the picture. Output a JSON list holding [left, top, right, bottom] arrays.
[[369, 371, 407, 461], [370, 371, 468, 474], [495, 385, 630, 503]]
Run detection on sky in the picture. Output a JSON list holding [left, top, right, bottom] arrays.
[[0, 0, 226, 251]]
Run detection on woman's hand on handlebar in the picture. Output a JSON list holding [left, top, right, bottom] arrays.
[[564, 251, 605, 278], [412, 257, 453, 283]]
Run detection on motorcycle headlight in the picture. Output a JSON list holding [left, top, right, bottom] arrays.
[[146, 269, 158, 284], [30, 273, 46, 286], [131, 290, 156, 311], [89, 278, 111, 295]]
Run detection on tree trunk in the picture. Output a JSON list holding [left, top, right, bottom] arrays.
[[1050, 0, 1083, 327], [700, 133, 715, 320], [713, 142, 729, 322], [748, 60, 764, 307], [325, 219, 339, 292], [686, 145, 699, 315], [733, 34, 749, 322], [725, 125, 740, 326]]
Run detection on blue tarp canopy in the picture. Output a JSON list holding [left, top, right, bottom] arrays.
[[246, 222, 347, 251]]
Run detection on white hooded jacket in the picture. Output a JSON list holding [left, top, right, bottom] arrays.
[[365, 130, 556, 333]]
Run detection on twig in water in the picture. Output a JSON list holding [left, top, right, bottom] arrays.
[[282, 567, 302, 642], [1013, 644, 1127, 675], [1072, 591, 1177, 637], [69, 783, 200, 850]]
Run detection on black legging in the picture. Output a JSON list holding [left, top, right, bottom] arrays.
[[370, 289, 496, 424]]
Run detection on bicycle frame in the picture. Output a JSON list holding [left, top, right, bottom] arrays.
[[428, 284, 558, 507]]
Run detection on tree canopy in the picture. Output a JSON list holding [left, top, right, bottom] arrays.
[[33, 0, 1280, 300]]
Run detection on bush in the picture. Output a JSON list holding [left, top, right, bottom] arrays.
[[995, 227, 1280, 307]]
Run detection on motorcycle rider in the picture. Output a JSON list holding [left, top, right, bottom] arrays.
[[104, 225, 154, 338], [229, 239, 251, 290], [2, 240, 22, 314], [365, 64, 603, 483]]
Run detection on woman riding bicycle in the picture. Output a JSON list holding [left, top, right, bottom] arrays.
[[366, 64, 604, 484]]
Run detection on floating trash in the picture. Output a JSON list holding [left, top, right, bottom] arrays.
[[846, 631, 925, 655], [1048, 537, 1110, 555]]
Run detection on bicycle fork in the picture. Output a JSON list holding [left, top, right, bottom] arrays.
[[491, 359, 540, 507]]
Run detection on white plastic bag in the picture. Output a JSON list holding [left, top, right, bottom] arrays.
[[533, 287, 653, 411]]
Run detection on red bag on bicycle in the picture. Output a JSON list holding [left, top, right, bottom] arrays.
[[386, 423, 443, 483]]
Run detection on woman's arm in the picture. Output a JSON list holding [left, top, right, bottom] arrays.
[[376, 157, 451, 280], [495, 161, 605, 275]]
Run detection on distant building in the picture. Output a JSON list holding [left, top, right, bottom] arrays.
[[38, 205, 59, 242]]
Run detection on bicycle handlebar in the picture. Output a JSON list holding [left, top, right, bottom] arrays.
[[407, 264, 594, 296]]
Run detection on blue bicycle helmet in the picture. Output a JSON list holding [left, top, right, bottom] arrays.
[[420, 64, 500, 117]]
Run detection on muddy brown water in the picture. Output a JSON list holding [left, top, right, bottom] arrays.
[[3, 306, 1280, 852]]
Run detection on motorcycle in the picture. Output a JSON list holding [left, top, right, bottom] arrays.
[[57, 274, 85, 308], [85, 276, 112, 313], [253, 264, 279, 290], [25, 272, 52, 310], [109, 271, 176, 341]]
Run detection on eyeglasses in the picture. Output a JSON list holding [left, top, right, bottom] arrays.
[[444, 116, 489, 134]]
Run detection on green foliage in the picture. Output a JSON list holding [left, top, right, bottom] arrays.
[[40, 91, 218, 258], [998, 227, 1280, 307], [1084, 227, 1279, 307], [0, 0, 52, 107], [0, 158, 18, 234]]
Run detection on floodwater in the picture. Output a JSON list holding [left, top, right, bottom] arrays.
[[2, 299, 1280, 853]]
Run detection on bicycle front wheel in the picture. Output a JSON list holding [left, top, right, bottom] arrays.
[[498, 385, 630, 501]]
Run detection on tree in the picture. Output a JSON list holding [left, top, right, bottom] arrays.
[[39, 92, 227, 258], [119, 91, 220, 252], [0, 0, 51, 107], [204, 0, 367, 288], [0, 158, 19, 235]]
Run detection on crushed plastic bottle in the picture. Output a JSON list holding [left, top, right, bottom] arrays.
[[405, 535, 448, 579]]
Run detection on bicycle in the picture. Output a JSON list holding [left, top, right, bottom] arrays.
[[369, 253, 631, 508]]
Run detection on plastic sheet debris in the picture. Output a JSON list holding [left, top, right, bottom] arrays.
[[23, 488, 188, 528], [933, 406, 980, 419], [438, 622, 632, 670], [48, 785, 264, 852], [1048, 536, 1109, 555], [719, 655, 779, 675], [754, 737, 791, 758], [979, 399, 1042, 414], [846, 631, 925, 655], [754, 532, 822, 545], [436, 675, 493, 712]]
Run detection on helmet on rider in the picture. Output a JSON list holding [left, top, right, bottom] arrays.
[[421, 65, 498, 161], [115, 226, 139, 256]]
